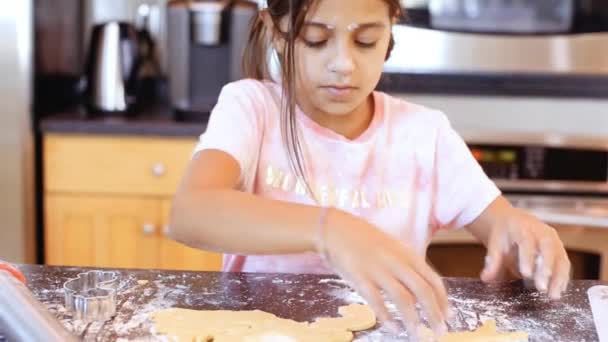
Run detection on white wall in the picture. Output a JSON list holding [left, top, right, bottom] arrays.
[[391, 93, 608, 139]]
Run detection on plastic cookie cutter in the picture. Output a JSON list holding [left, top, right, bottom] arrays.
[[63, 270, 119, 322], [588, 285, 608, 342]]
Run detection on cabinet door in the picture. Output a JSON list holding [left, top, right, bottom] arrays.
[[45, 195, 161, 269], [158, 200, 222, 271], [44, 134, 197, 196]]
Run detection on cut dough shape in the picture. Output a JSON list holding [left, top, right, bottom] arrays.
[[420, 320, 528, 342], [150, 303, 376, 342], [311, 303, 376, 331]]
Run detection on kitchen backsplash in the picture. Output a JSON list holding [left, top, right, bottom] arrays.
[[35, 0, 168, 76], [35, 0, 83, 75]]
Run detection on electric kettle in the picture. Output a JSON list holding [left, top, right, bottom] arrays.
[[84, 21, 139, 115]]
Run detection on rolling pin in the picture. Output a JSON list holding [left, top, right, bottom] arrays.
[[0, 263, 79, 342]]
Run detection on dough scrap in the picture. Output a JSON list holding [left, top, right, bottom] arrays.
[[420, 320, 528, 342], [150, 303, 376, 342]]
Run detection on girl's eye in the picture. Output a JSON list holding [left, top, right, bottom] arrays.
[[304, 40, 377, 49], [356, 41, 377, 48], [303, 39, 328, 48]]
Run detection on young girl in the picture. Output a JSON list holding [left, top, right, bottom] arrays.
[[169, 0, 571, 337]]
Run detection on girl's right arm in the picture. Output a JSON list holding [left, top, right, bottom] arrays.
[[169, 149, 450, 337]]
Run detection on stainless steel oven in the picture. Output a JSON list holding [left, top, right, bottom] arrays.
[[394, 0, 608, 281], [428, 132, 608, 281], [465, 133, 608, 229]]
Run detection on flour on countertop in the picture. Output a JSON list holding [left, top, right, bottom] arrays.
[[28, 270, 598, 342], [326, 277, 596, 342]]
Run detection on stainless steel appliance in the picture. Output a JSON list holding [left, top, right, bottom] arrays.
[[426, 129, 608, 280], [385, 25, 608, 75], [387, 0, 608, 75], [0, 0, 36, 264], [428, 0, 575, 33], [167, 0, 257, 121], [466, 131, 608, 277], [470, 133, 608, 280], [465, 135, 608, 230], [84, 21, 140, 114]]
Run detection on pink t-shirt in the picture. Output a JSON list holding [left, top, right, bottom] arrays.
[[194, 79, 500, 274]]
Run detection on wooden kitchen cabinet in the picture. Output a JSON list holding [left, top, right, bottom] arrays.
[[45, 195, 161, 269], [44, 134, 194, 196], [43, 134, 222, 271]]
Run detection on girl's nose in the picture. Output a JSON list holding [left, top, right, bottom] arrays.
[[328, 43, 355, 75]]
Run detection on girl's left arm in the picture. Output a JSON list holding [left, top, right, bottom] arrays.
[[466, 195, 571, 300]]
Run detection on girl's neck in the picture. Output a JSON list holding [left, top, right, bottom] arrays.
[[299, 94, 375, 140]]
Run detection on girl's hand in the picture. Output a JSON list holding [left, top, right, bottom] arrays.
[[320, 209, 450, 338], [480, 207, 571, 300]]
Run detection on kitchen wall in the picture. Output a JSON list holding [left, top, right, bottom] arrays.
[[394, 94, 608, 139]]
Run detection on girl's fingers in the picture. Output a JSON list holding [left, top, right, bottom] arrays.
[[410, 257, 450, 318], [376, 271, 421, 339], [394, 267, 447, 336], [349, 272, 393, 328], [515, 229, 537, 279], [481, 229, 507, 283], [549, 254, 571, 300], [535, 233, 558, 293]]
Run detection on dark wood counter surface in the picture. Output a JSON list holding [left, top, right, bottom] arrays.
[[14, 264, 605, 341], [38, 105, 207, 138]]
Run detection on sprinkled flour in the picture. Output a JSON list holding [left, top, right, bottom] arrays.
[[27, 268, 599, 342]]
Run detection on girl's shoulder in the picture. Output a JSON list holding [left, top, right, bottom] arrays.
[[219, 78, 277, 99], [375, 91, 449, 129]]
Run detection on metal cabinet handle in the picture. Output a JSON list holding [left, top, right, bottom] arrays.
[[142, 223, 156, 235], [151, 163, 166, 177]]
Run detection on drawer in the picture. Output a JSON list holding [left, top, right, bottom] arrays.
[[44, 134, 197, 196]]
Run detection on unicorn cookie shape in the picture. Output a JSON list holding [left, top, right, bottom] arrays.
[[588, 285, 608, 342]]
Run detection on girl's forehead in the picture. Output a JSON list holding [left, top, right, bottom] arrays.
[[305, 0, 391, 25], [302, 22, 387, 33]]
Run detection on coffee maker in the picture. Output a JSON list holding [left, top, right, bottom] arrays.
[[167, 0, 258, 121]]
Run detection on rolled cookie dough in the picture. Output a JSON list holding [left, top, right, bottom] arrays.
[[150, 303, 376, 342], [420, 320, 528, 342]]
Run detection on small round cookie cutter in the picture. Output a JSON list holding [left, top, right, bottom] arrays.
[[63, 270, 119, 322]]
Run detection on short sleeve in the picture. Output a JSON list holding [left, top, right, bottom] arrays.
[[193, 80, 264, 187], [433, 114, 501, 230]]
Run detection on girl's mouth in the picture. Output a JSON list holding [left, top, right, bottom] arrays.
[[321, 85, 357, 99]]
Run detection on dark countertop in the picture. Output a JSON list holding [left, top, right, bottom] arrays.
[[18, 264, 606, 341], [38, 105, 207, 138]]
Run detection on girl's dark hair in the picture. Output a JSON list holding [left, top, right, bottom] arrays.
[[242, 0, 403, 200]]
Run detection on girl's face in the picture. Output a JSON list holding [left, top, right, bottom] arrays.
[[292, 0, 393, 117]]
